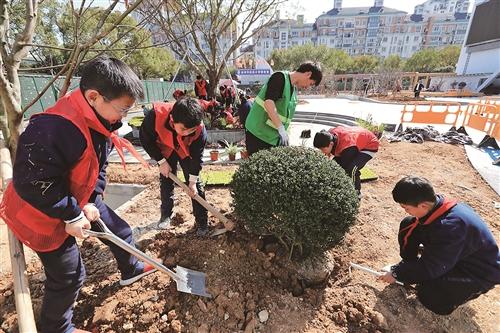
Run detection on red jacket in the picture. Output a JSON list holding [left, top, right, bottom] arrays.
[[153, 102, 204, 159], [195, 79, 207, 97], [329, 126, 379, 156], [0, 90, 130, 251]]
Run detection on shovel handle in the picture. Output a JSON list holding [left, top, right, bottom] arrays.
[[86, 219, 183, 282], [168, 172, 232, 226], [350, 262, 404, 286]]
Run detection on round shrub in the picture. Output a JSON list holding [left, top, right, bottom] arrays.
[[231, 146, 359, 258]]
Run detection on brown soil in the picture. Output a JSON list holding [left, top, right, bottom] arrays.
[[1, 141, 499, 333]]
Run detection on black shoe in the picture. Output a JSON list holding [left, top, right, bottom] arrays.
[[196, 226, 209, 237]]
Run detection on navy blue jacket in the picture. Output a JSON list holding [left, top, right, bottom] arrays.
[[139, 109, 207, 176], [13, 110, 120, 221], [237, 99, 253, 127], [393, 196, 500, 289]]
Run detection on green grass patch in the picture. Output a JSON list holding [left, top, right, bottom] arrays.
[[177, 169, 235, 185], [177, 167, 375, 185]]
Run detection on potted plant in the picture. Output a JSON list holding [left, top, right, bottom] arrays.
[[210, 150, 220, 161], [238, 140, 248, 159], [222, 140, 240, 161], [207, 143, 221, 161], [240, 149, 249, 159]]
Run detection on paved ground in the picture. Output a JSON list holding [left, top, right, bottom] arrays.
[[109, 97, 499, 197]]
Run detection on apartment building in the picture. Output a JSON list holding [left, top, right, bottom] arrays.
[[253, 0, 470, 59], [253, 13, 315, 59]]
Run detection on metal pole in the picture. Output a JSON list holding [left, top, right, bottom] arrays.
[[164, 51, 188, 101]]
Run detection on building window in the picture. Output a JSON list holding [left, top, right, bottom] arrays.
[[292, 31, 298, 37], [265, 41, 270, 48], [414, 36, 419, 42]]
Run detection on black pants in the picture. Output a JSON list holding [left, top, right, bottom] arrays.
[[160, 154, 207, 227], [36, 197, 141, 333], [335, 147, 374, 193], [245, 130, 274, 156], [414, 91, 421, 98], [397, 217, 492, 315], [416, 273, 490, 315]]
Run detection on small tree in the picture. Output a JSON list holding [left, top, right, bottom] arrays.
[[139, 0, 282, 98], [231, 146, 359, 259]]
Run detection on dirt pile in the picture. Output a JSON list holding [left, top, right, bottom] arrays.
[[1, 141, 498, 332]]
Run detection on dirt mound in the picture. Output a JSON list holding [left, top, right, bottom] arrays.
[[1, 141, 498, 332]]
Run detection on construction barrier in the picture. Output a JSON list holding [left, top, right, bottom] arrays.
[[399, 101, 463, 129], [399, 100, 500, 149], [460, 103, 499, 135]]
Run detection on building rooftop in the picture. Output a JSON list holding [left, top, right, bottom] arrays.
[[323, 6, 407, 17]]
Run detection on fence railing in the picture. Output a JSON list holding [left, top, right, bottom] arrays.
[[20, 74, 191, 118]]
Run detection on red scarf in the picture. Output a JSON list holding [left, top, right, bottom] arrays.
[[72, 91, 149, 169], [399, 198, 457, 249]]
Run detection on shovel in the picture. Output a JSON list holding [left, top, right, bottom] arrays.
[[168, 172, 235, 236], [85, 218, 211, 298], [349, 262, 404, 286]]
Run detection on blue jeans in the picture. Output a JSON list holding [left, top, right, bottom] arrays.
[[36, 198, 142, 333]]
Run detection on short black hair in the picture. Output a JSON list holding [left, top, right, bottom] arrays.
[[392, 176, 437, 206], [171, 97, 203, 128], [80, 55, 144, 100], [296, 62, 323, 86], [196, 75, 202, 80], [313, 130, 334, 148]]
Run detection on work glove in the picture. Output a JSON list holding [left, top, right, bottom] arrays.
[[277, 124, 289, 146]]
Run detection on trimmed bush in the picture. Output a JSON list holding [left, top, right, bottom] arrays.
[[231, 146, 359, 258]]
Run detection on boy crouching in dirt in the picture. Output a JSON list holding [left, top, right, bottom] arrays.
[[0, 56, 157, 333], [378, 176, 500, 315]]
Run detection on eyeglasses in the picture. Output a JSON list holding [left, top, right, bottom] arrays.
[[102, 96, 136, 115]]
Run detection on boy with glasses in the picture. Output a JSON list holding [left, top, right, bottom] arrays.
[[0, 55, 155, 333]]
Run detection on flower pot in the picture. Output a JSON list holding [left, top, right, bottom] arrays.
[[240, 150, 249, 159], [228, 153, 236, 161], [210, 150, 219, 161]]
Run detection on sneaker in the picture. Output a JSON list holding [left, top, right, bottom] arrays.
[[196, 226, 209, 237], [119, 263, 158, 286], [157, 216, 172, 229]]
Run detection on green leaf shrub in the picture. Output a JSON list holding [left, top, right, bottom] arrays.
[[231, 146, 359, 258]]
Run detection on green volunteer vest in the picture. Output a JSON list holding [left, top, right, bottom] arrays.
[[245, 71, 298, 145]]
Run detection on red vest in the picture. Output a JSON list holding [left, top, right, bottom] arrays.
[[329, 126, 379, 157], [153, 103, 203, 160], [0, 89, 146, 252], [195, 80, 207, 96]]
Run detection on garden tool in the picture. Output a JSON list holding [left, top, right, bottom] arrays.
[[349, 262, 404, 286], [168, 172, 235, 236], [85, 218, 211, 298]]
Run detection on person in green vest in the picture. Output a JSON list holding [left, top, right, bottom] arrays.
[[245, 62, 322, 155]]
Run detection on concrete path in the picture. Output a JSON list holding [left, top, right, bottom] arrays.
[[110, 97, 499, 197]]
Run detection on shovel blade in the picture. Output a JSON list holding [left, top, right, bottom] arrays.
[[174, 265, 212, 298]]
